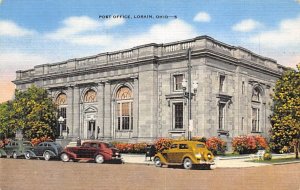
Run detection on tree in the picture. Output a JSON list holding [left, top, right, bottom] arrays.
[[0, 101, 15, 139], [0, 85, 58, 140], [270, 64, 300, 159]]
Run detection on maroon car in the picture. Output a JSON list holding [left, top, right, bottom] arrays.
[[60, 141, 122, 164]]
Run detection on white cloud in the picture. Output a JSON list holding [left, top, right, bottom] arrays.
[[232, 19, 262, 32], [0, 52, 50, 73], [0, 20, 34, 37], [193, 12, 211, 22], [45, 16, 125, 46], [249, 16, 300, 48], [115, 19, 197, 50], [104, 17, 125, 28]]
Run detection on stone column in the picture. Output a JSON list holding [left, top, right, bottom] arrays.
[[133, 78, 139, 138], [103, 82, 112, 139], [73, 85, 81, 138], [66, 85, 74, 138], [97, 83, 104, 139]]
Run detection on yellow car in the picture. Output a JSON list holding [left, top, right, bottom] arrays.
[[153, 140, 215, 169]]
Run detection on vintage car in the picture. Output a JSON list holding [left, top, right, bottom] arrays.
[[0, 140, 33, 159], [60, 141, 122, 164], [153, 140, 215, 169], [24, 141, 63, 161]]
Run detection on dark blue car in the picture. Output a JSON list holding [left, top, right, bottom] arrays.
[[25, 141, 63, 161]]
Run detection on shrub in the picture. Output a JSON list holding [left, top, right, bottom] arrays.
[[112, 142, 148, 154], [232, 135, 269, 154], [31, 136, 52, 146], [154, 138, 173, 152], [263, 149, 272, 160], [205, 137, 227, 155], [191, 136, 207, 143]]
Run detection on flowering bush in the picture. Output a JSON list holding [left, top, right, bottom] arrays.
[[154, 138, 173, 152], [205, 137, 227, 155], [232, 135, 269, 154], [112, 142, 148, 154], [31, 136, 52, 146], [0, 138, 10, 148]]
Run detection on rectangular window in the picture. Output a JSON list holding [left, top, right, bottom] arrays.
[[252, 108, 260, 132], [59, 107, 67, 131], [174, 74, 183, 91], [174, 103, 183, 129], [241, 117, 244, 131], [242, 81, 245, 94], [219, 103, 226, 129], [219, 75, 225, 92], [117, 102, 133, 131]]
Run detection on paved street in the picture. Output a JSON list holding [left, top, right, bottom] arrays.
[[0, 159, 300, 190]]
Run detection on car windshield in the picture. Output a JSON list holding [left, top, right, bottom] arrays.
[[196, 144, 205, 148], [106, 143, 114, 148]]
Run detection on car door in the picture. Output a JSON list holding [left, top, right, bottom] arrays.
[[5, 142, 13, 156], [86, 143, 98, 158], [176, 143, 190, 162], [36, 143, 46, 156], [77, 143, 91, 158], [166, 143, 179, 163]]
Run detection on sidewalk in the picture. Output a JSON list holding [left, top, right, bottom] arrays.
[[121, 153, 299, 168]]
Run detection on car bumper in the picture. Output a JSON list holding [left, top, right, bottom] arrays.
[[199, 160, 215, 165]]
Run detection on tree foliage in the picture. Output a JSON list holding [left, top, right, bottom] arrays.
[[0, 85, 58, 140], [270, 64, 300, 158]]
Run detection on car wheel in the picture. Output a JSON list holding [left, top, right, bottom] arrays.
[[60, 153, 69, 162], [154, 157, 162, 167], [95, 154, 104, 164], [0, 152, 2, 158], [12, 152, 18, 159], [183, 158, 193, 170], [43, 151, 51, 161], [24, 152, 31, 160]]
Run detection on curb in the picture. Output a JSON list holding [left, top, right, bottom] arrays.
[[271, 161, 300, 165]]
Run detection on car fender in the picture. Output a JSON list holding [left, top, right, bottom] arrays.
[[60, 151, 76, 159], [44, 150, 56, 157], [0, 149, 7, 157], [154, 153, 167, 164], [25, 150, 37, 157], [181, 154, 197, 164]]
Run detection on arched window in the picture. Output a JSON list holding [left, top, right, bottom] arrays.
[[116, 86, 133, 130], [251, 86, 263, 132], [252, 87, 261, 102], [84, 89, 97, 103], [55, 93, 67, 105]]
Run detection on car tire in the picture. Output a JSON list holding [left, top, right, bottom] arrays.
[[60, 153, 70, 162], [0, 152, 2, 158], [183, 158, 193, 170], [43, 151, 51, 161], [24, 152, 31, 160], [95, 154, 104, 164], [154, 157, 162, 167], [12, 152, 18, 159]]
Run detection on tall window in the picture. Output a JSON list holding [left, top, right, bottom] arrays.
[[174, 103, 183, 129], [174, 74, 183, 91], [56, 93, 67, 131], [58, 107, 67, 131], [219, 75, 225, 92], [242, 81, 245, 94], [116, 86, 133, 130], [252, 108, 260, 132], [219, 103, 226, 129]]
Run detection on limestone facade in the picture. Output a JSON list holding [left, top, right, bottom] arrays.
[[13, 36, 284, 142]]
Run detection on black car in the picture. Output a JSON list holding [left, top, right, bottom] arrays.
[[24, 141, 63, 161]]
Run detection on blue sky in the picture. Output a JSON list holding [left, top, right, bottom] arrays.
[[1, 0, 300, 102]]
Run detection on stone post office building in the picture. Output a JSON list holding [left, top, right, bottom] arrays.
[[13, 36, 284, 142]]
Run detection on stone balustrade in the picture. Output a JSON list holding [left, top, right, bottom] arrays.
[[16, 36, 281, 80]]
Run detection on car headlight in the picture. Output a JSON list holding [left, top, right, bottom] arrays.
[[115, 152, 119, 155], [195, 153, 202, 159]]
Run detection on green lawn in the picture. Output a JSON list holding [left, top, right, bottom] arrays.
[[249, 156, 300, 164]]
